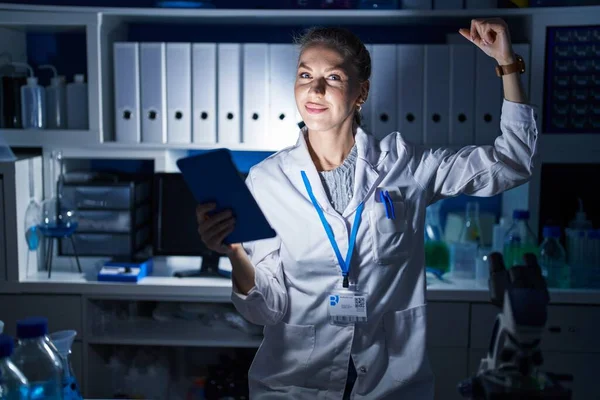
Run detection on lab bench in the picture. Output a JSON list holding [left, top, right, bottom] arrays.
[[0, 262, 599, 400]]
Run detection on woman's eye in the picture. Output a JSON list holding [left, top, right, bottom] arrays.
[[299, 72, 310, 79], [328, 74, 341, 81]]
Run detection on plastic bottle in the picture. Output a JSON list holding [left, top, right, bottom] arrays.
[[569, 198, 593, 230], [539, 226, 569, 289], [492, 217, 508, 254], [39, 65, 67, 130], [66, 74, 88, 130], [0, 334, 29, 400], [12, 62, 45, 129], [12, 317, 63, 400], [504, 210, 538, 268]]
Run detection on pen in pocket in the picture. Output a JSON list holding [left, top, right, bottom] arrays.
[[379, 190, 395, 220]]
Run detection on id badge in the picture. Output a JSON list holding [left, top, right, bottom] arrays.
[[328, 284, 368, 325]]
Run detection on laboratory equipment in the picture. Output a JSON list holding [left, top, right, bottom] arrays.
[[153, 172, 230, 278], [0, 320, 3, 334], [0, 334, 29, 400], [424, 202, 450, 275], [39, 150, 81, 278], [66, 74, 88, 130], [24, 158, 42, 275], [568, 198, 593, 230], [491, 217, 508, 254], [48, 330, 82, 400], [459, 201, 482, 246], [12, 62, 45, 130], [458, 253, 572, 399], [39, 65, 67, 130], [539, 225, 569, 288], [13, 318, 63, 400], [503, 209, 538, 268]]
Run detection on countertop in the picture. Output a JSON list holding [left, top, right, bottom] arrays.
[[1, 257, 599, 305]]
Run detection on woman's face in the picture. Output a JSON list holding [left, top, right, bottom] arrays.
[[295, 44, 366, 134]]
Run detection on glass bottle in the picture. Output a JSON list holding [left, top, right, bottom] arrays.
[[24, 158, 41, 275], [504, 210, 538, 268], [39, 150, 78, 238], [424, 202, 450, 275], [539, 226, 569, 288], [459, 201, 482, 246]]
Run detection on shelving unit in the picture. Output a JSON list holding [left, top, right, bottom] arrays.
[[1, 3, 600, 399]]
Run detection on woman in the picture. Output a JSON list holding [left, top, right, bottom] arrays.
[[197, 19, 536, 399]]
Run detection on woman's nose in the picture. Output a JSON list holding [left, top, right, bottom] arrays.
[[309, 77, 326, 96]]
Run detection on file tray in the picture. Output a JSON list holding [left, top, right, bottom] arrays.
[[98, 257, 153, 283], [176, 149, 277, 244]]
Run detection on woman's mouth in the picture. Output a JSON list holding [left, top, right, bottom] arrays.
[[305, 103, 328, 114]]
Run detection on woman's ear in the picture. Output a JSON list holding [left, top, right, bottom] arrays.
[[360, 80, 370, 104]]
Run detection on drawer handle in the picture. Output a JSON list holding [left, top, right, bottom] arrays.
[[548, 326, 561, 333]]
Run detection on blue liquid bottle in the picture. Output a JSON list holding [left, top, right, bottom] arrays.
[[0, 334, 29, 400], [12, 318, 63, 400]]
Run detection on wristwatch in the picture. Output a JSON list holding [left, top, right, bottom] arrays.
[[495, 54, 525, 77]]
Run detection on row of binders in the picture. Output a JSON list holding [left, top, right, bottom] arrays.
[[113, 42, 530, 149]]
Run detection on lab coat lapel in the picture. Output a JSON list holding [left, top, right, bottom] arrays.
[[283, 129, 336, 215], [343, 129, 384, 218]]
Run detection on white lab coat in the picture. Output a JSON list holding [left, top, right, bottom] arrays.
[[231, 100, 538, 399]]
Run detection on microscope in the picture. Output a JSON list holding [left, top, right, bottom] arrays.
[[458, 252, 573, 399]]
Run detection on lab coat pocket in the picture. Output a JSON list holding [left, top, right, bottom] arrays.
[[249, 322, 316, 389], [383, 304, 433, 385], [369, 200, 408, 265]]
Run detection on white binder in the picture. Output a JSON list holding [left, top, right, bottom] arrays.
[[449, 44, 475, 146], [371, 44, 397, 140], [166, 43, 192, 144], [243, 43, 269, 148], [397, 45, 424, 145], [218, 43, 242, 145], [424, 45, 450, 146], [140, 43, 166, 144], [192, 43, 217, 144], [269, 44, 299, 150], [114, 42, 140, 143], [474, 50, 502, 145]]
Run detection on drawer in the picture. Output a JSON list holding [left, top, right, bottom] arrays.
[[470, 303, 600, 353], [76, 204, 150, 233], [470, 304, 498, 350], [0, 294, 83, 339], [62, 181, 150, 210], [427, 302, 469, 348], [59, 226, 150, 257], [543, 305, 600, 353]]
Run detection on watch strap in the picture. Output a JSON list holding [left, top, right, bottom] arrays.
[[495, 54, 525, 77]]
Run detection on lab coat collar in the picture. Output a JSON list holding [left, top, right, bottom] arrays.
[[283, 127, 386, 217]]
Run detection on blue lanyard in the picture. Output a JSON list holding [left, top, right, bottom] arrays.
[[301, 171, 364, 288]]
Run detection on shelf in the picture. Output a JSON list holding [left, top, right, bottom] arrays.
[[1, 129, 100, 148], [2, 2, 593, 26], [87, 318, 262, 348]]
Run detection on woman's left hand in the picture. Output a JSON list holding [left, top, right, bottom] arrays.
[[459, 18, 515, 65]]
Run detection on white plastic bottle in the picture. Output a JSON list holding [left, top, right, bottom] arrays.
[[12, 62, 45, 129], [39, 65, 67, 130], [66, 74, 88, 130]]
